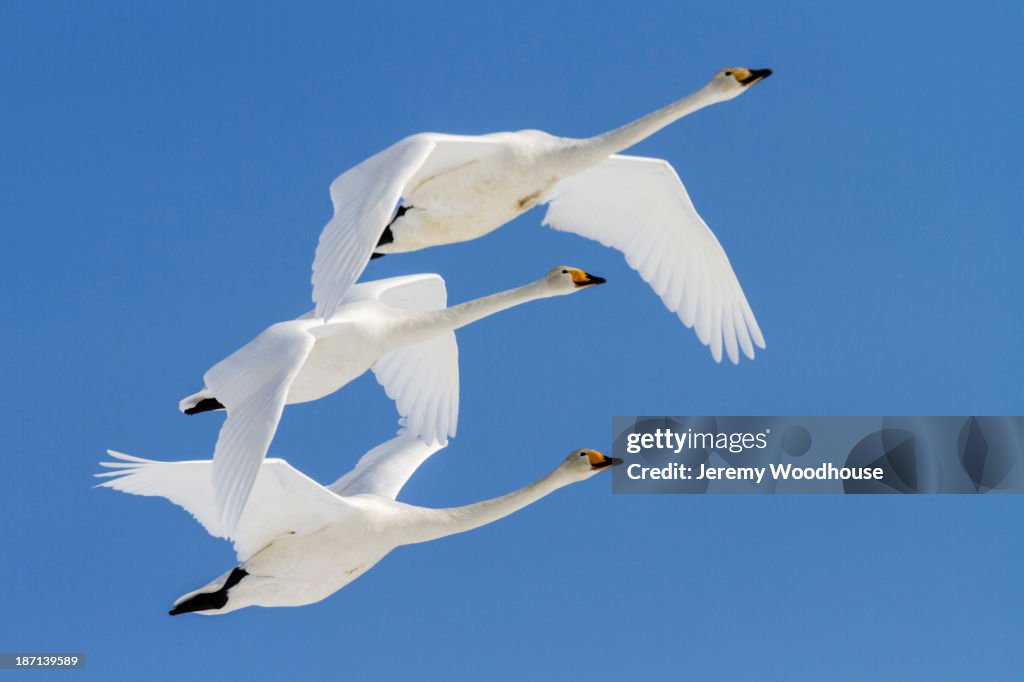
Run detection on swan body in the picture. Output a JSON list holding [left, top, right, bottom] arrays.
[[380, 130, 575, 251], [313, 67, 773, 364], [96, 435, 622, 614], [182, 267, 605, 534]]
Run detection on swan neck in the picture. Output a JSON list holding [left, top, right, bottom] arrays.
[[414, 280, 551, 337], [406, 468, 571, 543], [586, 85, 720, 158]]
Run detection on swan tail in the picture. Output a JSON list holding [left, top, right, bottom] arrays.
[[169, 567, 248, 616]]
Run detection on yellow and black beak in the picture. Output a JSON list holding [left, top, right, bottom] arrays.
[[735, 68, 772, 87], [568, 269, 607, 288], [586, 450, 624, 470]]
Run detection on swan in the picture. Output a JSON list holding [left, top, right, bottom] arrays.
[[179, 266, 605, 533], [95, 433, 623, 615], [313, 67, 772, 364]]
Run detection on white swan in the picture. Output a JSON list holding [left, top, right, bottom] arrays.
[[96, 434, 623, 615], [313, 67, 772, 364], [180, 266, 605, 533]]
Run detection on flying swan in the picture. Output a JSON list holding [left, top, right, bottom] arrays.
[[313, 67, 772, 364], [96, 433, 623, 615], [180, 266, 605, 533]]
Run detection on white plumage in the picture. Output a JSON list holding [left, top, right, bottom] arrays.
[[542, 155, 765, 361], [311, 67, 772, 363], [97, 436, 622, 615], [181, 267, 605, 534]]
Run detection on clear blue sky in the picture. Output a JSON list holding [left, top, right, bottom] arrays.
[[2, 1, 1021, 679]]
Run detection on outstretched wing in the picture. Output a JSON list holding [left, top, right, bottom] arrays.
[[328, 429, 446, 500], [364, 273, 459, 446], [96, 451, 349, 561], [340, 272, 448, 309], [312, 133, 501, 320], [542, 154, 765, 364], [203, 322, 315, 535], [372, 334, 458, 446]]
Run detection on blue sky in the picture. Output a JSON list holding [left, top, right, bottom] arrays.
[[1, 1, 1021, 679]]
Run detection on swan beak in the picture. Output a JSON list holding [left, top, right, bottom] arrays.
[[739, 68, 772, 86], [570, 270, 607, 288], [587, 450, 624, 470]]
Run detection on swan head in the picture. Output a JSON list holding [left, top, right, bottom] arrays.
[[706, 67, 773, 101], [542, 266, 606, 295], [562, 449, 623, 480]]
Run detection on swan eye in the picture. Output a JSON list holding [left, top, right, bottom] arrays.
[[724, 71, 732, 76], [561, 270, 568, 274]]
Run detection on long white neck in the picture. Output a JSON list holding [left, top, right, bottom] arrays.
[[401, 280, 558, 342], [402, 467, 574, 544], [582, 83, 724, 159]]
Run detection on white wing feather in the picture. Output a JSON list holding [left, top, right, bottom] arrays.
[[328, 430, 446, 499], [203, 322, 315, 535], [312, 134, 502, 320], [340, 272, 448, 309], [372, 333, 458, 446], [312, 135, 437, 320], [367, 274, 459, 446], [304, 274, 460, 446], [96, 451, 348, 561], [542, 154, 765, 363]]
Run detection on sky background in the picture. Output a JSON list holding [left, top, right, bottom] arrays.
[[2, 1, 1022, 679]]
